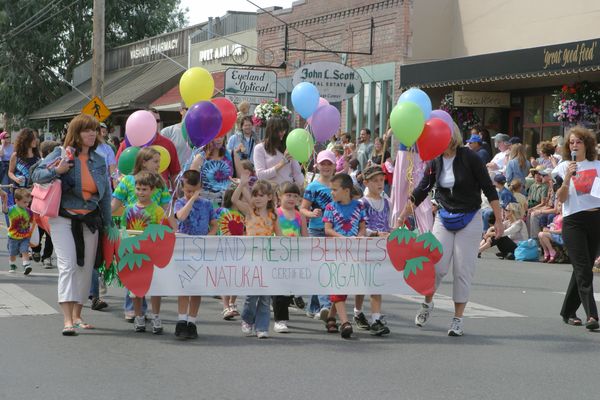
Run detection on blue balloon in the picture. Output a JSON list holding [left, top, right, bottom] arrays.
[[398, 88, 432, 120], [291, 82, 320, 119]]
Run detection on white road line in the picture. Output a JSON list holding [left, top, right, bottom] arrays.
[[553, 291, 600, 299], [393, 293, 526, 318], [0, 284, 58, 317]]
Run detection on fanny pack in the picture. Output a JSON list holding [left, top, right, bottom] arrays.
[[438, 209, 478, 231]]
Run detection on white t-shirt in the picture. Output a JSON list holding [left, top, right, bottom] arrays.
[[553, 159, 600, 217], [439, 156, 455, 188], [489, 150, 509, 175]]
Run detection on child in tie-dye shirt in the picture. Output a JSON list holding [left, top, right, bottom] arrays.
[[3, 188, 34, 275]]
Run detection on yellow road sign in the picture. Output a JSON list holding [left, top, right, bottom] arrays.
[[82, 96, 111, 122]]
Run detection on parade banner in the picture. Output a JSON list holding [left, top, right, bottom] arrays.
[[147, 236, 419, 296]]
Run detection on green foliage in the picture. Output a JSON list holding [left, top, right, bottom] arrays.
[[0, 0, 187, 127]]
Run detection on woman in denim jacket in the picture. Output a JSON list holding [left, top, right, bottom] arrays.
[[32, 114, 112, 336]]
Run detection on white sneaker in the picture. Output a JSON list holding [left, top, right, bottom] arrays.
[[134, 316, 146, 332], [448, 317, 464, 336], [43, 259, 53, 269], [241, 321, 253, 335], [318, 308, 330, 322], [151, 317, 163, 334], [256, 331, 269, 339], [306, 310, 315, 318], [273, 320, 289, 333], [415, 302, 433, 327]]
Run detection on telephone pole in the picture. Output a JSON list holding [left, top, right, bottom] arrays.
[[91, 0, 105, 99]]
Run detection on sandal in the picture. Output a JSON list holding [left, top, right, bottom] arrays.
[[563, 316, 582, 326], [340, 321, 353, 339], [326, 317, 338, 333], [62, 326, 77, 336], [73, 320, 94, 329], [586, 317, 599, 330]]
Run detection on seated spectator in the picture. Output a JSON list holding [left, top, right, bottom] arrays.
[[527, 170, 559, 239], [532, 141, 560, 170], [538, 212, 563, 263], [479, 202, 527, 260], [493, 174, 517, 209], [466, 134, 491, 164], [332, 145, 345, 172], [527, 168, 549, 208], [505, 144, 530, 191], [509, 179, 528, 216]]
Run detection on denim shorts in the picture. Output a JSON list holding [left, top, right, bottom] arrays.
[[8, 238, 30, 257], [551, 233, 564, 246]]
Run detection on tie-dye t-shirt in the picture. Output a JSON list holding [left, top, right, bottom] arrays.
[[323, 200, 366, 237], [303, 180, 332, 230], [121, 203, 165, 231], [174, 197, 215, 235], [215, 207, 245, 236], [360, 196, 391, 233], [277, 207, 302, 237], [113, 175, 171, 208], [7, 205, 33, 239], [200, 151, 233, 194]]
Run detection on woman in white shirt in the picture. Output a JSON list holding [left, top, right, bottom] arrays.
[[554, 126, 600, 330]]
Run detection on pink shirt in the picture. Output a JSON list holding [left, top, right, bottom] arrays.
[[253, 143, 304, 187]]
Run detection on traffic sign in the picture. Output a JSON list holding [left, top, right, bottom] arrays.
[[82, 96, 111, 122]]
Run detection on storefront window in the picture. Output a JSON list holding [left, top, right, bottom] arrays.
[[524, 97, 543, 125], [522, 94, 561, 157], [543, 94, 558, 123]]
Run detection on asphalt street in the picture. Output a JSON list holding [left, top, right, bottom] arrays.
[[1, 251, 599, 400]]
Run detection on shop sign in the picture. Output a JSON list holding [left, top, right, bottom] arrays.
[[224, 68, 277, 104], [453, 91, 510, 108], [129, 38, 179, 60], [199, 44, 244, 63], [543, 40, 598, 70], [292, 62, 362, 102]]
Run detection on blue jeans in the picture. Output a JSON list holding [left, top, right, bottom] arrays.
[[124, 289, 147, 314], [482, 208, 494, 232], [241, 295, 271, 332], [89, 269, 99, 299], [307, 227, 331, 312]]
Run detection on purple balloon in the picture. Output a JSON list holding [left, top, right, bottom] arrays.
[[429, 109, 454, 133], [310, 105, 341, 143], [124, 135, 153, 148], [185, 101, 223, 147]]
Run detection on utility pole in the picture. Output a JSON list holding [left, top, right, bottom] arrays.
[[91, 0, 105, 99]]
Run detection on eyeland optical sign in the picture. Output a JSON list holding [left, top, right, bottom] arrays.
[[225, 68, 277, 104], [292, 62, 362, 102]]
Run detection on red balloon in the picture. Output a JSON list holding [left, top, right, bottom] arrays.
[[416, 118, 452, 161], [211, 98, 238, 138]]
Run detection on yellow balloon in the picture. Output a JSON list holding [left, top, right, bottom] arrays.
[[151, 145, 171, 173], [179, 67, 214, 107]]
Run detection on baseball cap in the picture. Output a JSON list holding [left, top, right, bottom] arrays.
[[493, 174, 507, 184], [316, 150, 336, 165], [99, 123, 107, 129], [539, 168, 552, 176], [492, 133, 510, 143], [466, 134, 482, 144], [363, 165, 385, 180], [508, 137, 522, 145]]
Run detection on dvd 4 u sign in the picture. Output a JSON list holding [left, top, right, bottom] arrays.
[[292, 62, 363, 102]]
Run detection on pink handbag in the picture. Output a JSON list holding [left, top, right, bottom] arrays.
[[31, 180, 61, 218]]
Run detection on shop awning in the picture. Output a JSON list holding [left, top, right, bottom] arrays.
[[400, 38, 600, 89], [150, 71, 226, 111], [29, 56, 188, 120]]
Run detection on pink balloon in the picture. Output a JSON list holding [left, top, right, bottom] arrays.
[[307, 97, 330, 124], [125, 110, 157, 147], [429, 109, 454, 134], [310, 105, 341, 143]]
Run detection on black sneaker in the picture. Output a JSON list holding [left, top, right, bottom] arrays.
[[174, 320, 188, 339], [495, 252, 505, 259], [185, 322, 198, 339], [91, 298, 108, 311], [293, 296, 305, 310], [353, 312, 370, 330], [32, 252, 41, 262], [369, 319, 391, 336]]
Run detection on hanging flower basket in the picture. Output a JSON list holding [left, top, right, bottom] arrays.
[[440, 93, 481, 132], [252, 100, 292, 128], [553, 81, 600, 125]]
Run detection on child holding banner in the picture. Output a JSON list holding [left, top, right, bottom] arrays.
[[173, 170, 217, 339], [323, 173, 367, 339], [273, 182, 308, 333], [300, 150, 336, 320], [233, 176, 282, 339], [355, 166, 391, 336]]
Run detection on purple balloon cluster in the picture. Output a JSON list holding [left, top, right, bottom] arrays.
[[184, 101, 223, 147]]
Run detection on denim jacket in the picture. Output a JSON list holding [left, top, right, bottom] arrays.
[[31, 147, 112, 227]]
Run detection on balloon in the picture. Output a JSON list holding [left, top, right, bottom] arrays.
[[118, 146, 140, 175], [125, 110, 157, 147], [185, 101, 222, 147], [307, 97, 330, 124], [179, 67, 215, 107], [398, 88, 432, 120], [211, 98, 237, 138], [150, 145, 171, 173], [430, 109, 454, 133], [389, 102, 425, 147], [310, 105, 341, 143], [416, 118, 452, 161], [286, 128, 315, 163], [291, 82, 320, 119], [124, 135, 153, 148]]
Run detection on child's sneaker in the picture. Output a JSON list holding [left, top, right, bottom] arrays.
[[293, 296, 305, 310], [8, 265, 16, 273], [273, 320, 289, 333], [32, 252, 41, 262], [134, 316, 146, 332], [256, 331, 269, 339], [151, 317, 163, 334], [185, 322, 198, 339], [124, 311, 135, 323], [23, 264, 32, 276], [174, 320, 187, 339], [318, 307, 330, 322], [415, 302, 434, 327], [230, 304, 240, 317], [353, 312, 370, 330], [241, 321, 253, 336], [448, 317, 464, 337], [369, 319, 391, 336], [42, 258, 53, 269], [222, 307, 235, 320]]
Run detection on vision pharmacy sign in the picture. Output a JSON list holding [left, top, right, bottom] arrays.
[[292, 62, 362, 102]]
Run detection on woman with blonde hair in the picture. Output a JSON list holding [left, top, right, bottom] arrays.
[[479, 202, 528, 260], [505, 143, 530, 191]]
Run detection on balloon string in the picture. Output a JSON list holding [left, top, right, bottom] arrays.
[[406, 148, 417, 229]]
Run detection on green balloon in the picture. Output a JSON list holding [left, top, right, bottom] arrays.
[[181, 116, 194, 148], [390, 101, 425, 146], [118, 146, 140, 175], [286, 128, 315, 163]]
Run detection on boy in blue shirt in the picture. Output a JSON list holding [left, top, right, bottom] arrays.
[[493, 174, 517, 208]]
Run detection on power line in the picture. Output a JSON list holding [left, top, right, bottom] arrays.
[[5, 2, 58, 39]]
